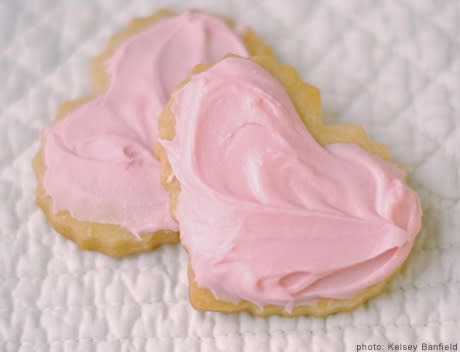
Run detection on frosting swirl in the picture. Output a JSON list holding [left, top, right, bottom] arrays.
[[161, 57, 422, 310], [42, 12, 248, 235]]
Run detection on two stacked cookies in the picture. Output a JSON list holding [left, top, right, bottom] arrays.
[[34, 10, 422, 316]]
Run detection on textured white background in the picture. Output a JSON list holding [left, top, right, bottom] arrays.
[[1, 0, 459, 351]]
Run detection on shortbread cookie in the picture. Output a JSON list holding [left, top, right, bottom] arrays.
[[33, 10, 272, 257], [157, 56, 422, 316]]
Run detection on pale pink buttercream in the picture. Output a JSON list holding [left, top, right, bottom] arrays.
[[42, 12, 248, 235], [161, 57, 422, 310]]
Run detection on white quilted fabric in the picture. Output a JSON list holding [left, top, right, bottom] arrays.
[[1, 0, 459, 351]]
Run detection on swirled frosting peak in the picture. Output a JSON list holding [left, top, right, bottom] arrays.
[[161, 57, 422, 310], [42, 12, 248, 235]]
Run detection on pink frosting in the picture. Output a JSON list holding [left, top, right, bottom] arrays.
[[42, 12, 248, 235], [161, 57, 422, 311]]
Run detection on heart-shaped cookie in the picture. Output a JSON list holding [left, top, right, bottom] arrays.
[[157, 56, 422, 316], [33, 11, 272, 257]]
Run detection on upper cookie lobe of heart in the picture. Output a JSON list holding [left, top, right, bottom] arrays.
[[41, 12, 249, 235]]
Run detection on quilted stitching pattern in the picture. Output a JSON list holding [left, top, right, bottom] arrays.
[[1, 0, 459, 351]]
